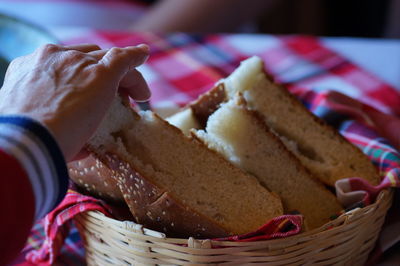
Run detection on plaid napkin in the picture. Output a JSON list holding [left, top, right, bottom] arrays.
[[24, 190, 113, 265], [19, 33, 400, 265], [214, 215, 303, 242]]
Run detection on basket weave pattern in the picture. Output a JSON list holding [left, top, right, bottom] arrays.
[[75, 189, 392, 265]]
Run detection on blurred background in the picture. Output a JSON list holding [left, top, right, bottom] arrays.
[[258, 0, 399, 38], [0, 0, 399, 37], [1, 0, 399, 90]]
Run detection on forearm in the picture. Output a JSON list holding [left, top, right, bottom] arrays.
[[0, 116, 68, 265], [132, 0, 277, 32]]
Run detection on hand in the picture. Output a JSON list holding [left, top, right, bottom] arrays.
[[0, 43, 150, 161]]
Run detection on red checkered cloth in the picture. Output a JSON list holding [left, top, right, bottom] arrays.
[[24, 190, 113, 265], [18, 33, 400, 265]]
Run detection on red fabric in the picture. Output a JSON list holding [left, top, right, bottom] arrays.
[[325, 91, 400, 150], [214, 215, 303, 242], [25, 190, 114, 265], [0, 149, 35, 266]]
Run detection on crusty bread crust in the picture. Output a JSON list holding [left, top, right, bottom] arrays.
[[189, 84, 227, 128], [68, 154, 124, 203], [95, 152, 231, 238]]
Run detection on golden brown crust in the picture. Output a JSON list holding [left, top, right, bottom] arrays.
[[189, 84, 227, 128], [68, 154, 124, 203], [93, 152, 230, 238]]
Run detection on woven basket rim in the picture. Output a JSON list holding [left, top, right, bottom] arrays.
[[79, 188, 393, 246], [76, 188, 393, 265]]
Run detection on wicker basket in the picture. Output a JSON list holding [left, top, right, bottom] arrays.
[[75, 189, 393, 266]]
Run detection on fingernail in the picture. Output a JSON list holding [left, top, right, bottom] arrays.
[[136, 44, 150, 53]]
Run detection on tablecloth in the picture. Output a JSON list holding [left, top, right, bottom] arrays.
[[8, 31, 399, 266]]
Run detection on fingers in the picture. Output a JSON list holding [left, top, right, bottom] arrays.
[[88, 44, 149, 65], [99, 45, 150, 74], [119, 68, 151, 102], [88, 45, 150, 101], [58, 43, 151, 102], [47, 43, 151, 102], [64, 43, 101, 53], [38, 43, 100, 55], [88, 49, 107, 60]]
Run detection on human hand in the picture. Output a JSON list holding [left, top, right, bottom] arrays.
[[0, 43, 150, 161]]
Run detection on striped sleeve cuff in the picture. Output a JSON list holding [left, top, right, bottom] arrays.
[[0, 116, 69, 219]]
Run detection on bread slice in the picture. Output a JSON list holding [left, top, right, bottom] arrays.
[[193, 96, 342, 230], [169, 56, 380, 187], [223, 56, 380, 186], [87, 96, 283, 238]]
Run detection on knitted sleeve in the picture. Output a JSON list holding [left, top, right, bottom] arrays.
[[0, 115, 69, 265]]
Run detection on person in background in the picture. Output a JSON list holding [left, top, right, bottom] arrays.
[[0, 0, 397, 37], [131, 0, 399, 37], [0, 43, 151, 265], [130, 0, 276, 33]]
